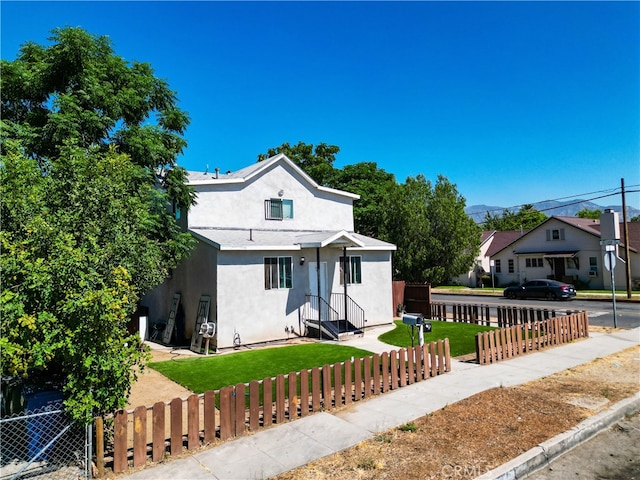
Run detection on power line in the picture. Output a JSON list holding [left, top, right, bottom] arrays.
[[472, 188, 640, 226], [477, 185, 640, 217]]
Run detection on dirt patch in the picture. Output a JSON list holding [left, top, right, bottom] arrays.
[[126, 349, 195, 408], [273, 345, 640, 480]]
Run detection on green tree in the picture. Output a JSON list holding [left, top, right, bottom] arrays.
[[327, 162, 397, 237], [575, 208, 602, 219], [258, 141, 339, 185], [483, 204, 546, 231], [1, 27, 195, 422], [381, 175, 481, 285]]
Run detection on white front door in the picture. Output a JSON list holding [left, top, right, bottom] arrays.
[[308, 262, 328, 321]]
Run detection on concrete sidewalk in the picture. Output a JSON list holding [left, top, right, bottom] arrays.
[[123, 327, 639, 480]]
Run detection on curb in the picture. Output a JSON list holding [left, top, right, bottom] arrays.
[[475, 392, 640, 480]]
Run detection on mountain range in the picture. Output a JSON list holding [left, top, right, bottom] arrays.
[[466, 200, 640, 224]]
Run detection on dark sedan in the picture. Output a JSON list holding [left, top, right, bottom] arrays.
[[503, 279, 577, 301]]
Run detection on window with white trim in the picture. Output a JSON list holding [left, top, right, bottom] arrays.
[[264, 256, 293, 289], [339, 256, 362, 285], [265, 199, 293, 220]]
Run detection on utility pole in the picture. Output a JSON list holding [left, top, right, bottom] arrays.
[[620, 178, 632, 299]]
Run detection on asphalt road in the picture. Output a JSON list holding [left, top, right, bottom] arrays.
[[431, 294, 640, 329], [524, 411, 640, 480]]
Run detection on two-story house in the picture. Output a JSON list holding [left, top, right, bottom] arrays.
[[142, 154, 396, 351]]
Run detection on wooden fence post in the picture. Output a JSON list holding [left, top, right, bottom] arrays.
[[94, 417, 105, 477], [203, 391, 216, 442], [113, 410, 128, 474], [322, 365, 332, 409], [363, 356, 372, 398], [133, 406, 147, 467], [311, 368, 321, 412], [275, 375, 285, 424], [249, 381, 260, 430], [219, 387, 232, 440], [263, 378, 273, 427], [333, 363, 343, 407], [354, 358, 363, 400], [372, 354, 381, 394], [344, 360, 353, 405]]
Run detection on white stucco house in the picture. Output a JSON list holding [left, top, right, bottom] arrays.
[[488, 215, 639, 290], [142, 154, 397, 351], [453, 230, 526, 287]]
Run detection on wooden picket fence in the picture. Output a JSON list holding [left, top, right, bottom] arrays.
[[475, 311, 589, 365], [94, 340, 451, 476], [430, 302, 578, 327]]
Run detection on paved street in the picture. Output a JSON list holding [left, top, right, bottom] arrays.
[[432, 293, 640, 329], [525, 411, 640, 480]]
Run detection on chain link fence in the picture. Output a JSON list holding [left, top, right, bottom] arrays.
[[0, 395, 91, 480]]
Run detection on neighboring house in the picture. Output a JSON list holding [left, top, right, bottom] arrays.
[[454, 230, 526, 287], [142, 154, 397, 350], [488, 216, 639, 290]]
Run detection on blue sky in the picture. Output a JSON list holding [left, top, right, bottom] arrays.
[[2, 1, 639, 210]]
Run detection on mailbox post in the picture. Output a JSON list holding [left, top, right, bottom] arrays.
[[402, 313, 432, 347]]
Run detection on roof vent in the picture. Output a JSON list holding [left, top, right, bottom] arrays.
[[215, 168, 220, 179]]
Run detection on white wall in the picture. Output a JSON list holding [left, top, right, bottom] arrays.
[[141, 240, 217, 342], [188, 162, 354, 231]]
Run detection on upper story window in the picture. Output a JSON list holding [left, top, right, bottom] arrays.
[[340, 256, 362, 285], [546, 228, 565, 241], [265, 199, 293, 220], [264, 257, 292, 289]]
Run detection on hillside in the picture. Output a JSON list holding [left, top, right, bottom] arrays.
[[466, 200, 640, 224]]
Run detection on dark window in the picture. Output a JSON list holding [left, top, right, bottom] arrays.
[[495, 259, 501, 273], [340, 256, 362, 285], [264, 257, 292, 289], [508, 259, 514, 273]]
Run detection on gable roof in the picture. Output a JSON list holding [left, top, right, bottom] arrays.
[[485, 230, 527, 257], [186, 153, 360, 200]]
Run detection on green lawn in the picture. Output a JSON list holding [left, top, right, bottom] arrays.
[[149, 343, 373, 393], [378, 320, 496, 357]]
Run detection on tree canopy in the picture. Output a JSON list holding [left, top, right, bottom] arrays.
[[380, 175, 481, 284], [482, 204, 547, 231], [327, 162, 397, 238], [575, 208, 602, 219], [1, 27, 195, 422]]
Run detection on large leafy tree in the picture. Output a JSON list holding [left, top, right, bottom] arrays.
[[381, 175, 481, 284], [1, 27, 195, 422], [257, 141, 339, 186], [327, 162, 397, 237], [483, 204, 547, 231]]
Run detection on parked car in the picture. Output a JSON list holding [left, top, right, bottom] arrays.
[[503, 279, 577, 301]]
